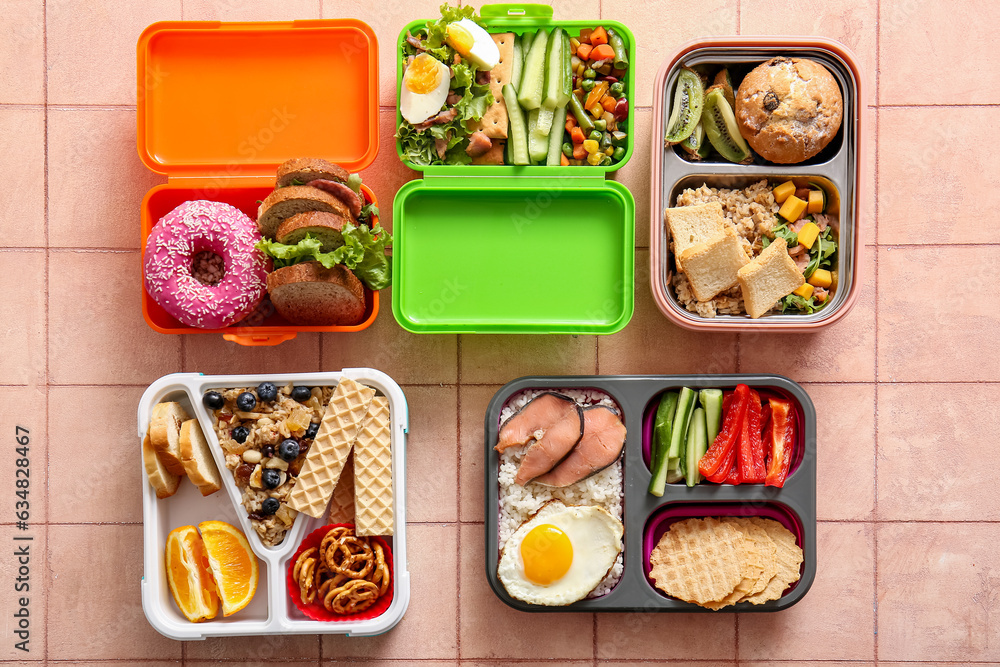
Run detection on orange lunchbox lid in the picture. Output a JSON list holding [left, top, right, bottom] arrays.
[[136, 20, 380, 346]]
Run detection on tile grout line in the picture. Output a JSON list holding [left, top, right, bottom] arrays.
[[872, 15, 882, 649], [42, 0, 50, 659], [455, 333, 462, 659]]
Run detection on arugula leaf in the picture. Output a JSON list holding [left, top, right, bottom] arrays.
[[770, 221, 798, 247], [781, 294, 816, 314]]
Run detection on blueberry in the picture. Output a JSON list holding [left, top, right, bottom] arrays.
[[203, 391, 224, 410], [304, 422, 319, 440], [278, 438, 300, 461], [291, 386, 312, 402], [261, 468, 281, 489], [231, 425, 249, 444], [256, 382, 278, 402], [236, 391, 257, 411], [260, 498, 280, 515]]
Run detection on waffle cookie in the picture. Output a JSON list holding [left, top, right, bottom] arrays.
[[288, 378, 375, 518], [353, 396, 393, 536], [326, 452, 356, 525]]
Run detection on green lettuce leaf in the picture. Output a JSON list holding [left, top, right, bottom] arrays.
[[781, 293, 816, 314]]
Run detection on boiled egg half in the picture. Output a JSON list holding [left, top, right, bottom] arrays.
[[400, 53, 451, 125], [498, 500, 624, 606], [446, 18, 499, 70]]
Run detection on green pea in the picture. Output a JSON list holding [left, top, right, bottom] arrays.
[[588, 130, 602, 142], [562, 142, 573, 158], [609, 81, 625, 97], [580, 79, 595, 92], [583, 68, 596, 79], [594, 119, 607, 132], [612, 146, 626, 161], [599, 153, 613, 166]]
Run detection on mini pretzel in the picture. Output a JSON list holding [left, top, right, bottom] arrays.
[[323, 579, 379, 614], [295, 526, 390, 616], [370, 542, 391, 596], [325, 537, 374, 579], [293, 547, 318, 582]]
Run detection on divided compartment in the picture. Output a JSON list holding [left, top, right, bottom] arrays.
[[485, 374, 815, 613], [650, 38, 867, 331], [139, 370, 410, 639]]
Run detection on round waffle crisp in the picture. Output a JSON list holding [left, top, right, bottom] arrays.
[[742, 517, 803, 605], [649, 517, 748, 605], [731, 517, 778, 600]]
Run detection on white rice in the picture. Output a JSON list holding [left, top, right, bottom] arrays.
[[497, 388, 625, 599]]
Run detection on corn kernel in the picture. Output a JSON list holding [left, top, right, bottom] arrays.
[[570, 37, 581, 51], [583, 139, 599, 153], [796, 221, 820, 249], [808, 268, 832, 288], [586, 151, 603, 165], [793, 283, 814, 299], [605, 146, 614, 156]]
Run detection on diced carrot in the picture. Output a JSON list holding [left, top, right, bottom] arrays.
[[572, 142, 587, 160], [565, 115, 577, 130], [579, 28, 593, 44], [590, 26, 608, 46], [570, 126, 586, 144], [576, 43, 593, 61], [601, 96, 617, 113], [590, 43, 616, 61], [560, 153, 570, 166]]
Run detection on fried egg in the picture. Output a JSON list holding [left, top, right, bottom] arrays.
[[498, 500, 624, 606], [400, 53, 451, 125], [446, 18, 499, 70]]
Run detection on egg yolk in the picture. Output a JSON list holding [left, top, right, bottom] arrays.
[[404, 54, 443, 95], [446, 23, 474, 56], [520, 524, 573, 585]]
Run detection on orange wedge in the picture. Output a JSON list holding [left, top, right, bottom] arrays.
[[198, 520, 259, 616], [165, 525, 219, 622]]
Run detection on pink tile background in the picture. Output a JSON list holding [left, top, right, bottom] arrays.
[[3, 0, 994, 663]]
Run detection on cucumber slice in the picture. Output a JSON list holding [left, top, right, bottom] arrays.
[[518, 29, 549, 111], [666, 387, 696, 463], [503, 83, 530, 165], [526, 109, 548, 162], [510, 35, 524, 94], [546, 105, 567, 165], [699, 388, 723, 445], [561, 31, 573, 103], [685, 407, 707, 487], [648, 391, 678, 497], [543, 27, 570, 108], [533, 105, 555, 138], [665, 461, 683, 485]]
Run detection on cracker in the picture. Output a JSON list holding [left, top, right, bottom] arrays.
[[702, 519, 764, 610], [730, 517, 778, 600], [742, 518, 803, 605], [470, 32, 514, 139], [471, 140, 506, 165], [648, 517, 746, 605]]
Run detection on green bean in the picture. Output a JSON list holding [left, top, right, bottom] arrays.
[[567, 93, 595, 133], [606, 28, 629, 70]]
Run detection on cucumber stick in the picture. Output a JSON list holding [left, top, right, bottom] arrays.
[[546, 105, 567, 165], [526, 109, 548, 162], [543, 27, 570, 108], [685, 407, 707, 487], [648, 391, 679, 497], [518, 29, 549, 110], [699, 388, 724, 445], [667, 387, 697, 464], [533, 105, 555, 138], [503, 84, 530, 165], [510, 36, 524, 94]]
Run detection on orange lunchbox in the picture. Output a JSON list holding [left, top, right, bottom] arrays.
[[137, 20, 380, 346]]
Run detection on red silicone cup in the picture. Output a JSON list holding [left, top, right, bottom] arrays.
[[287, 523, 394, 622]]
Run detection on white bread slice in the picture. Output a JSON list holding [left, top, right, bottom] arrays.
[[149, 402, 190, 477], [179, 419, 222, 497], [143, 433, 180, 499], [267, 261, 366, 326], [679, 226, 751, 302], [664, 202, 727, 272], [257, 186, 352, 239], [737, 237, 805, 318]]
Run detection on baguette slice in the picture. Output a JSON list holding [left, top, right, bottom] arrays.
[[665, 202, 727, 273], [257, 186, 351, 239], [179, 419, 222, 496], [678, 226, 750, 302], [737, 237, 805, 318], [267, 261, 366, 326], [275, 211, 347, 252], [143, 433, 181, 499], [276, 157, 350, 188], [149, 402, 190, 477]]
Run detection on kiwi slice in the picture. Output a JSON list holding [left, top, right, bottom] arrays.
[[712, 68, 736, 109], [702, 87, 751, 164], [680, 121, 706, 160], [664, 68, 704, 145]]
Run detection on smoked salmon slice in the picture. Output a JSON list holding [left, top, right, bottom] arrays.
[[496, 393, 580, 452], [532, 406, 626, 487]]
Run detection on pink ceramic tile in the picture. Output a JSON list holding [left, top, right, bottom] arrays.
[[740, 522, 874, 660], [459, 524, 593, 659], [358, 110, 420, 236], [185, 333, 320, 375], [47, 0, 182, 105], [459, 384, 501, 523], [602, 0, 738, 107], [48, 386, 145, 523], [612, 108, 651, 249], [0, 525, 44, 661], [48, 250, 182, 384], [741, 0, 877, 106], [862, 105, 876, 243], [745, 663, 873, 667], [0, 250, 45, 385], [878, 245, 1000, 382], [47, 525, 182, 660], [184, 0, 320, 21], [880, 0, 1000, 105], [404, 385, 458, 522], [461, 334, 597, 384], [596, 613, 735, 660], [598, 250, 738, 375], [878, 522, 1000, 661], [604, 663, 733, 667], [740, 245, 876, 382], [320, 295, 457, 385], [48, 108, 165, 248], [878, 383, 1000, 520], [323, 662, 455, 667], [323, 524, 457, 659], [0, 0, 44, 104], [465, 663, 590, 667], [878, 106, 1000, 244], [68, 663, 181, 667], [802, 383, 875, 521], [0, 386, 46, 528], [0, 109, 45, 247], [187, 634, 319, 661]]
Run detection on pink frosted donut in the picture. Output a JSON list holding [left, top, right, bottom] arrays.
[[143, 200, 269, 329]]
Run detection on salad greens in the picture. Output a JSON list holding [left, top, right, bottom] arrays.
[[397, 4, 495, 165], [761, 218, 837, 314]]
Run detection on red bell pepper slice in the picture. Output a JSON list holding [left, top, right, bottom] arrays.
[[738, 390, 767, 483], [700, 384, 750, 481], [765, 398, 795, 487], [723, 446, 741, 484]]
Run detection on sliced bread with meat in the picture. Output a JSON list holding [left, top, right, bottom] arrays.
[[257, 186, 351, 239], [268, 261, 366, 326], [179, 419, 222, 496], [143, 433, 181, 499], [679, 226, 751, 302], [737, 237, 805, 318], [275, 211, 348, 252], [276, 157, 351, 188], [665, 202, 727, 272], [149, 402, 190, 476]]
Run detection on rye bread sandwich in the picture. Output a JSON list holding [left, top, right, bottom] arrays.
[[255, 158, 391, 326]]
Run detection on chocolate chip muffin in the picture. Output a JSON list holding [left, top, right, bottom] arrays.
[[735, 57, 843, 164]]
